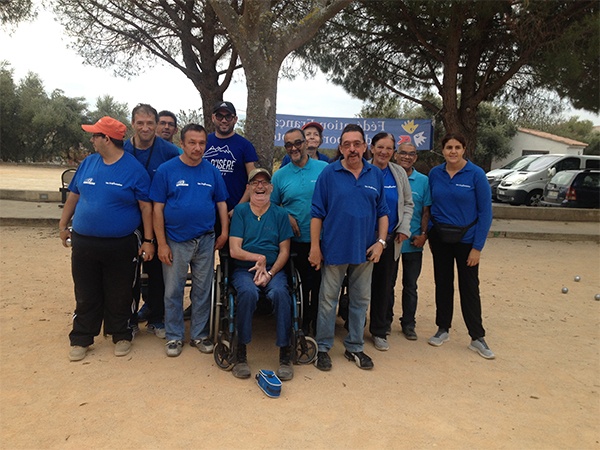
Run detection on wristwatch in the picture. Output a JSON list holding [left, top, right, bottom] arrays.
[[377, 238, 387, 249], [142, 238, 156, 244]]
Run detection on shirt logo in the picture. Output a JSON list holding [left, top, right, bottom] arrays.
[[364, 185, 378, 192], [455, 184, 472, 188], [204, 145, 237, 174], [176, 180, 189, 187], [197, 182, 213, 187], [83, 178, 95, 185], [105, 182, 123, 187]]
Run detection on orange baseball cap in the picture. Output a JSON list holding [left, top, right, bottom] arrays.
[[81, 116, 127, 140], [302, 121, 324, 133]]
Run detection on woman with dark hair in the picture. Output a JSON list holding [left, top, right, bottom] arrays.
[[368, 132, 413, 351], [427, 132, 494, 359]]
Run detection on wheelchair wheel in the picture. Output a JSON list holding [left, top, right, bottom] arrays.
[[295, 335, 318, 365], [214, 339, 234, 371], [211, 264, 222, 344]]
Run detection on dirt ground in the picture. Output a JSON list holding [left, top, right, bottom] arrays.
[[0, 225, 598, 450]]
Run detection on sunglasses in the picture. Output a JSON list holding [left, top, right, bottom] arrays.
[[284, 139, 305, 150], [215, 113, 235, 122]]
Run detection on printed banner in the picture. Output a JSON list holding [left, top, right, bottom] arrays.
[[274, 114, 433, 150]]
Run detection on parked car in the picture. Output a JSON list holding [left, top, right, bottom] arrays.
[[497, 154, 600, 206], [541, 169, 600, 208], [486, 155, 543, 200]]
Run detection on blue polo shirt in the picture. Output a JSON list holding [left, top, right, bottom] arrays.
[[401, 169, 432, 253], [311, 159, 390, 265], [124, 136, 180, 181], [428, 160, 492, 251], [150, 157, 228, 243], [271, 157, 328, 243], [280, 151, 329, 168], [230, 203, 294, 269], [69, 152, 150, 238]]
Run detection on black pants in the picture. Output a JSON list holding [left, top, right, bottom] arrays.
[[369, 233, 399, 338], [428, 227, 485, 339], [69, 232, 137, 346], [291, 241, 321, 334]]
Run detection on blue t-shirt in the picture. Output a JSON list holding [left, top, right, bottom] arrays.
[[428, 160, 493, 251], [382, 167, 399, 233], [271, 158, 328, 243], [280, 151, 329, 168], [311, 159, 390, 266], [230, 202, 294, 269], [124, 136, 180, 181], [401, 169, 432, 254], [69, 152, 150, 238], [150, 157, 228, 243], [204, 133, 259, 211]]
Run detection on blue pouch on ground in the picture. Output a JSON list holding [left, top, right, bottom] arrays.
[[256, 370, 282, 398]]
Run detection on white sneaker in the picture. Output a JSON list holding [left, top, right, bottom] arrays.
[[428, 328, 449, 347], [469, 337, 495, 359], [372, 335, 389, 351]]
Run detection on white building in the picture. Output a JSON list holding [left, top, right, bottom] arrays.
[[491, 127, 588, 169]]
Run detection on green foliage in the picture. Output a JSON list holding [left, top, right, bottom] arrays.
[[473, 102, 517, 171], [0, 0, 36, 31]]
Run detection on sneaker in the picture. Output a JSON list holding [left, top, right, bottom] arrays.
[[232, 343, 251, 378], [69, 345, 89, 361], [402, 327, 418, 341], [191, 337, 214, 354], [166, 340, 183, 357], [276, 345, 294, 381], [137, 303, 150, 322], [344, 350, 374, 370], [428, 328, 449, 347], [114, 340, 131, 357], [469, 337, 496, 360], [146, 323, 166, 339], [314, 351, 332, 371], [129, 323, 140, 334], [183, 305, 192, 320], [372, 335, 389, 351]]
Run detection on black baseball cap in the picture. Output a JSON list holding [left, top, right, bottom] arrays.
[[213, 101, 236, 116]]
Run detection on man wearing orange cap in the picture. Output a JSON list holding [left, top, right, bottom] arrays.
[[59, 116, 155, 362], [280, 122, 329, 167]]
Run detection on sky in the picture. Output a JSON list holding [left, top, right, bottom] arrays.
[[1, 5, 598, 126]]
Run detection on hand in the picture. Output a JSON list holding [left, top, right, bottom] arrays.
[[158, 244, 173, 266], [395, 233, 409, 244], [289, 215, 300, 237], [140, 242, 155, 261], [214, 233, 228, 250], [410, 234, 427, 248], [308, 246, 323, 271], [59, 228, 72, 248], [366, 241, 384, 263], [228, 209, 234, 219], [466, 248, 481, 267]]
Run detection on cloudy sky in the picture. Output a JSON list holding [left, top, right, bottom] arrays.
[[1, 5, 597, 126]]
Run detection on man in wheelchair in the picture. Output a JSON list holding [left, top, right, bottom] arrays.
[[229, 168, 295, 380]]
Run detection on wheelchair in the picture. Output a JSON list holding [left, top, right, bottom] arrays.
[[210, 252, 318, 370]]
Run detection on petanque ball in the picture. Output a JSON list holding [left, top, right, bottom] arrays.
[[562, 287, 568, 294], [595, 294, 600, 301], [574, 276, 581, 282]]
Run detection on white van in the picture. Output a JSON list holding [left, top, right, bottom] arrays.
[[496, 154, 600, 206], [486, 154, 543, 200]]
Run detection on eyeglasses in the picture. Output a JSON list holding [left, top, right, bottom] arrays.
[[341, 141, 365, 150], [158, 120, 176, 128], [92, 133, 106, 139], [398, 151, 417, 158], [249, 180, 270, 187], [284, 139, 305, 150], [215, 113, 235, 122]]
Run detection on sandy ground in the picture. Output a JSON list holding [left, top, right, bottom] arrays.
[[0, 225, 599, 450]]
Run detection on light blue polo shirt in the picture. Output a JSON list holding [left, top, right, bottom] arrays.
[[271, 157, 328, 243], [401, 168, 432, 253]]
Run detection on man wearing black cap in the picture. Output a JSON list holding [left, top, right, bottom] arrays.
[[280, 121, 329, 168], [204, 101, 258, 213]]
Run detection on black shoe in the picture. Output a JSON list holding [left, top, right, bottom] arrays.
[[183, 305, 192, 320], [402, 327, 418, 341], [276, 345, 294, 381], [344, 350, 373, 370], [232, 343, 251, 379], [314, 351, 332, 371]]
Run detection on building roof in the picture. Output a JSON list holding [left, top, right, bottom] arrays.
[[518, 127, 588, 147]]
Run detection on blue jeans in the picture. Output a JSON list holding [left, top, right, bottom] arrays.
[[162, 233, 214, 341], [316, 262, 373, 353], [397, 251, 423, 330], [231, 268, 291, 347]]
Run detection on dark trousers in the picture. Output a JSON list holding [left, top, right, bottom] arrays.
[[291, 241, 321, 334], [428, 227, 485, 339], [369, 233, 399, 338], [69, 232, 137, 346], [398, 251, 423, 330]]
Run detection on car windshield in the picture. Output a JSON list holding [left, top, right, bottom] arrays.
[[502, 155, 539, 170], [550, 171, 576, 186], [519, 155, 562, 172]]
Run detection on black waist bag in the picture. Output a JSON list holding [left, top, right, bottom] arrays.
[[431, 217, 478, 244]]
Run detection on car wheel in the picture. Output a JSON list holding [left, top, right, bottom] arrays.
[[525, 190, 544, 207]]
